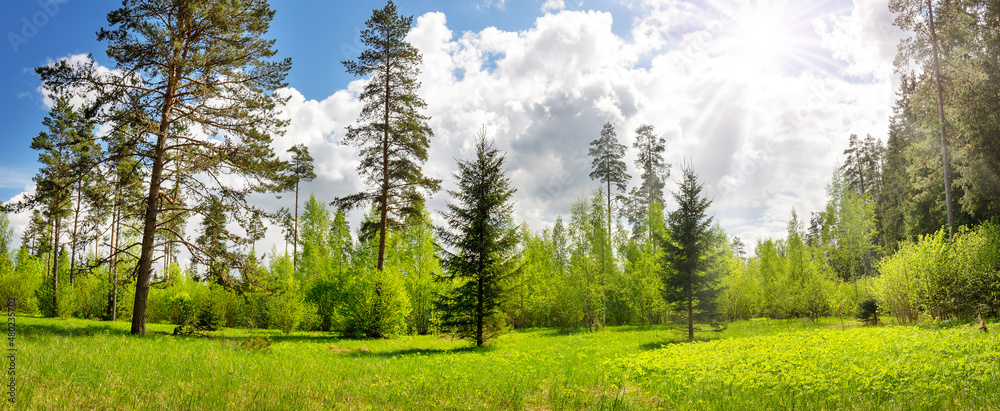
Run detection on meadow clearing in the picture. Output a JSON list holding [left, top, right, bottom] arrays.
[[5, 316, 999, 410]]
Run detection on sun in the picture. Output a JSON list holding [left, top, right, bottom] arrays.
[[727, 0, 815, 73]]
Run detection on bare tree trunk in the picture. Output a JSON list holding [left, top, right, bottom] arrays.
[[109, 196, 119, 321], [927, 0, 954, 238], [132, 130, 167, 335], [51, 215, 61, 317], [293, 179, 299, 270], [477, 276, 484, 347], [688, 285, 694, 340], [70, 180, 82, 288], [604, 179, 610, 326]]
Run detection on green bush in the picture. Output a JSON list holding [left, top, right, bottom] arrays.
[[298, 302, 322, 331], [1, 251, 45, 315], [342, 268, 411, 338], [196, 287, 227, 331], [268, 290, 303, 334], [856, 297, 879, 324], [168, 291, 196, 325], [873, 222, 1000, 321], [72, 273, 107, 319]]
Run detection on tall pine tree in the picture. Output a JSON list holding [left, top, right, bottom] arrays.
[[334, 0, 441, 272], [284, 144, 316, 270], [628, 124, 670, 236], [588, 121, 627, 325], [38, 0, 292, 334], [29, 97, 94, 317]]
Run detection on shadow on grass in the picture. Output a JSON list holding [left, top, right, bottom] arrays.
[[267, 333, 344, 344], [16, 321, 130, 338], [344, 345, 482, 358], [637, 329, 724, 351]]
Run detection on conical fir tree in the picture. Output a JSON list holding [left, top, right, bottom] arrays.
[[437, 131, 519, 347], [661, 164, 720, 340]]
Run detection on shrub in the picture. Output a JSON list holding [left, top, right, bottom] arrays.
[[298, 302, 322, 331], [0, 251, 44, 315], [342, 268, 411, 338], [169, 292, 197, 325], [872, 222, 1000, 321], [268, 290, 303, 334], [196, 288, 227, 331], [856, 297, 879, 324]]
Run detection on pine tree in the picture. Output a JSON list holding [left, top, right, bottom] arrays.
[[30, 97, 94, 316], [437, 132, 519, 347], [628, 124, 670, 235], [661, 165, 719, 340], [588, 121, 627, 325], [37, 0, 292, 334], [285, 144, 316, 270], [890, 0, 954, 236], [334, 0, 441, 273]]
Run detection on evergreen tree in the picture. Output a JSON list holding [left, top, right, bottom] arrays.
[[661, 165, 719, 340], [195, 195, 232, 286], [38, 0, 292, 334], [437, 132, 518, 347], [334, 0, 441, 272], [588, 121, 627, 324], [890, 0, 954, 236], [627, 124, 670, 235], [30, 97, 93, 316], [880, 75, 917, 254], [284, 144, 316, 269]]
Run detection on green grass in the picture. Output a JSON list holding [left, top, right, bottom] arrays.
[[4, 316, 998, 410]]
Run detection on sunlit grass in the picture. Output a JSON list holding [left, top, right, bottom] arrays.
[[5, 316, 997, 410]]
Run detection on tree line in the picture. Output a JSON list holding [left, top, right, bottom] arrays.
[[1, 0, 998, 346]]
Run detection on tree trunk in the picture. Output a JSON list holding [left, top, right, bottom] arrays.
[[131, 88, 173, 334], [477, 275, 484, 347], [293, 179, 299, 270], [50, 214, 61, 317], [604, 179, 610, 326], [927, 0, 954, 238], [109, 197, 119, 321], [377, 59, 391, 273], [688, 285, 694, 340], [70, 180, 82, 288]]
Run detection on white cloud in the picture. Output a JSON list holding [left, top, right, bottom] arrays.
[[14, 0, 904, 262], [815, 0, 908, 80], [541, 0, 566, 13]]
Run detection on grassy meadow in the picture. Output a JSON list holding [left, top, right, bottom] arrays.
[[5, 316, 999, 410]]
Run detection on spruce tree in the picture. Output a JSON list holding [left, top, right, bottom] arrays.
[[437, 132, 518, 347], [661, 165, 719, 340]]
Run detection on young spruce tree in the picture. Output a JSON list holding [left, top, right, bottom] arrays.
[[438, 131, 519, 347], [661, 165, 720, 340]]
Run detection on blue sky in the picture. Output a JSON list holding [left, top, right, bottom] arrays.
[[1, 0, 909, 252]]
